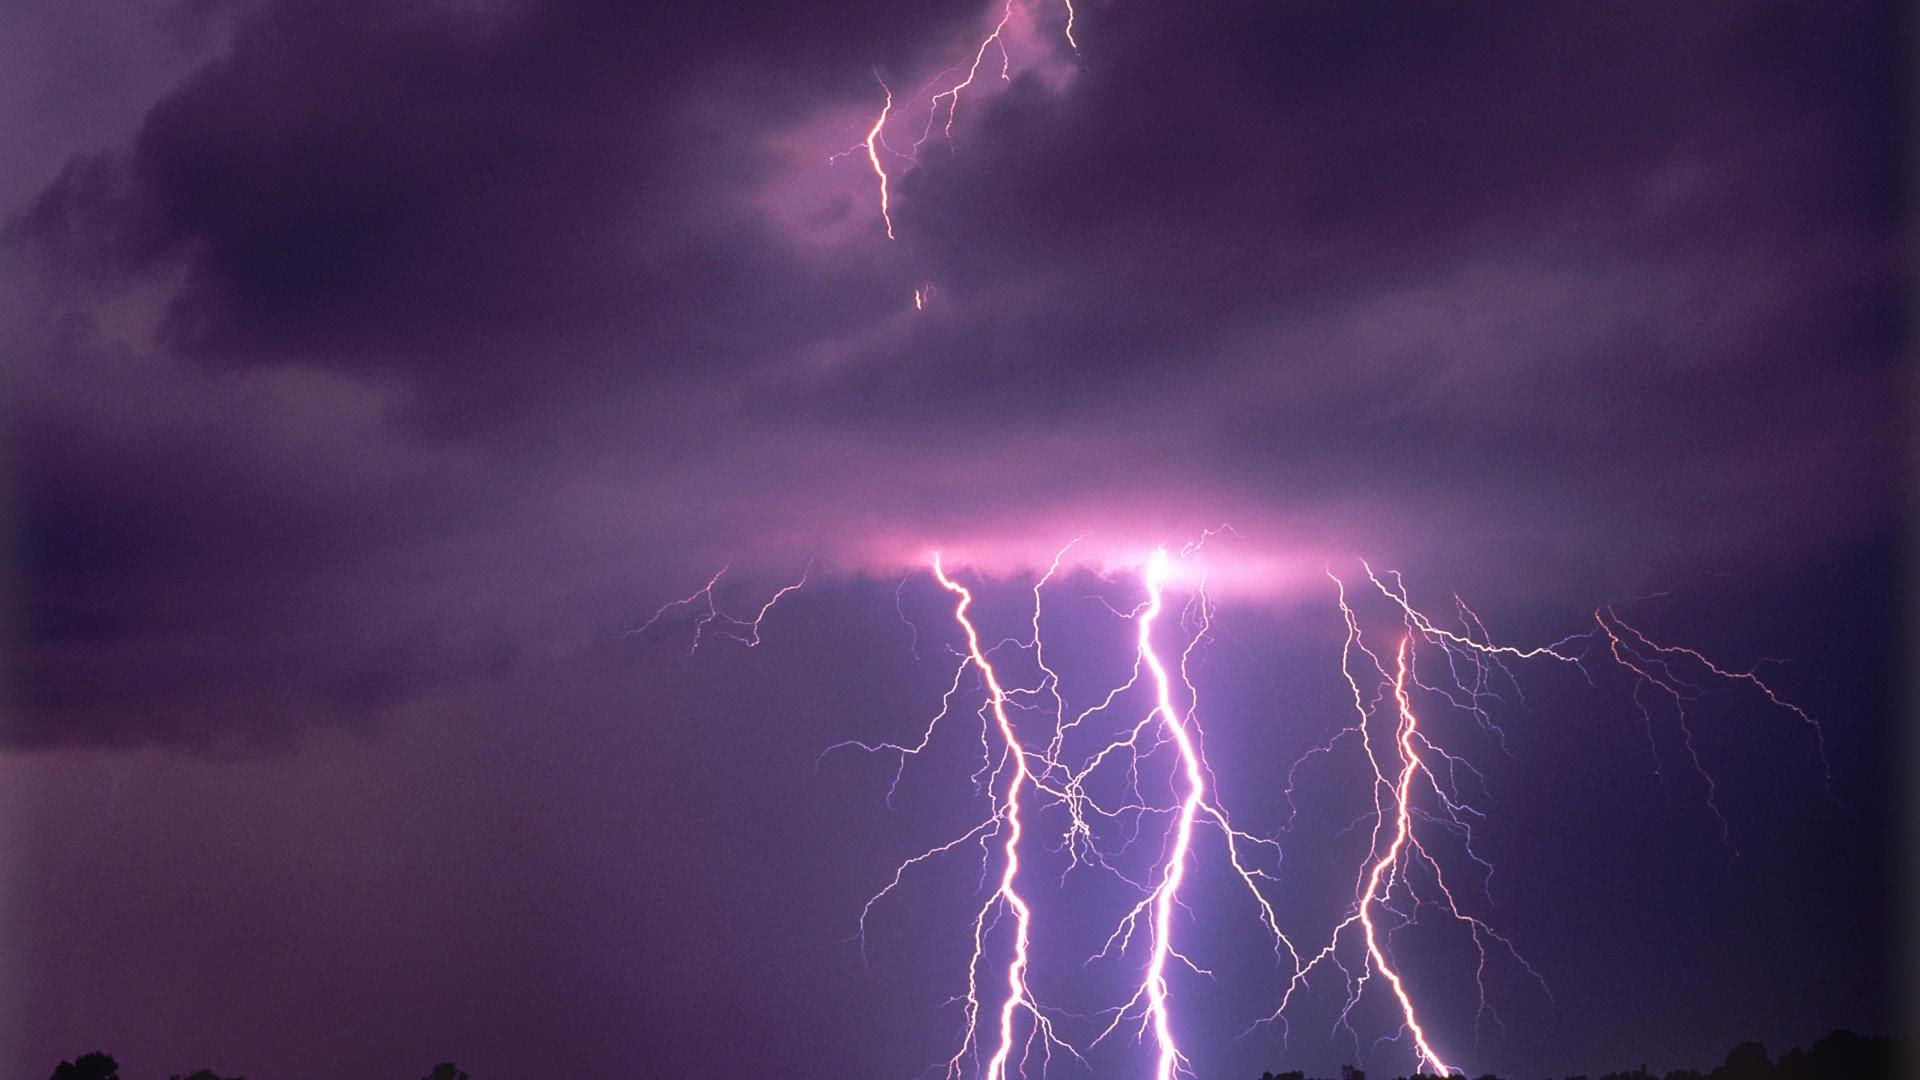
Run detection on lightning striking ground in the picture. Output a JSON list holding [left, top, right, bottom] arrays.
[[641, 538, 1828, 1079], [1134, 550, 1208, 1080], [937, 552, 1047, 1080], [1356, 639, 1454, 1076]]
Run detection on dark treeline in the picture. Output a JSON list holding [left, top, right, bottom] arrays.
[[1259, 1030, 1904, 1080], [43, 1056, 470, 1080], [37, 1031, 1905, 1080]]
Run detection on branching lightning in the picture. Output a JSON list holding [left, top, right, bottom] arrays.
[[1133, 550, 1207, 1080], [932, 552, 1071, 1080], [1354, 640, 1452, 1075], [835, 0, 1082, 243], [639, 537, 1828, 1079], [627, 562, 810, 653]]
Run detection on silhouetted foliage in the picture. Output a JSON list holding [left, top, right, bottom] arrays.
[[1708, 1040, 1770, 1080], [1253, 1030, 1906, 1080], [1814, 1029, 1892, 1077], [49, 1052, 118, 1080], [42, 1029, 1911, 1080]]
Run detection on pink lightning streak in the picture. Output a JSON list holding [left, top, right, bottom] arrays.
[[1355, 637, 1454, 1077], [866, 79, 896, 239], [837, 0, 1081, 246], [1076, 546, 1297, 1076], [1255, 576, 1509, 1077], [1136, 548, 1206, 1080], [920, 0, 1018, 149], [932, 552, 1049, 1080]]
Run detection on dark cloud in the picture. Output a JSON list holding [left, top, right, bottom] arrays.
[[820, 0, 1903, 411], [4, 0, 1904, 751], [7, 1, 982, 430]]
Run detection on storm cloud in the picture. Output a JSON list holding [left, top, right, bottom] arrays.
[[7, 0, 1900, 749]]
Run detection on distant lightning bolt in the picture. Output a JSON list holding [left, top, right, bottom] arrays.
[[866, 78, 896, 239], [839, 0, 1082, 244], [921, 0, 1018, 150], [627, 562, 809, 652], [1597, 607, 1833, 794]]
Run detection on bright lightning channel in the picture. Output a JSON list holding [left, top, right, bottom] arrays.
[[1136, 548, 1207, 1080], [932, 552, 1047, 1080]]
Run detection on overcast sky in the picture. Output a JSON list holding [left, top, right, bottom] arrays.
[[1, 2, 1906, 1079]]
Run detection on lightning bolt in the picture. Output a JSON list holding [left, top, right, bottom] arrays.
[[866, 78, 896, 240], [919, 0, 1018, 151], [1353, 637, 1453, 1077], [931, 552, 1052, 1080], [839, 0, 1082, 243], [1069, 548, 1298, 1078], [1070, 549, 1208, 1079], [1136, 549, 1207, 1080], [1257, 577, 1519, 1077]]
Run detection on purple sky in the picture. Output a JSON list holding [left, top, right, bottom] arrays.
[[1, 2, 1906, 1079]]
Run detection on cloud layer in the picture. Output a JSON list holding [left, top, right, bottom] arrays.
[[3, 0, 1904, 747]]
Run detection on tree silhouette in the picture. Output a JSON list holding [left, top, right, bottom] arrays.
[[1809, 1029, 1890, 1077], [49, 1052, 118, 1080], [43, 1027, 1912, 1080], [1709, 1041, 1771, 1080]]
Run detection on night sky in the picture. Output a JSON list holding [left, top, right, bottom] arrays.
[[1, 2, 1907, 1079]]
